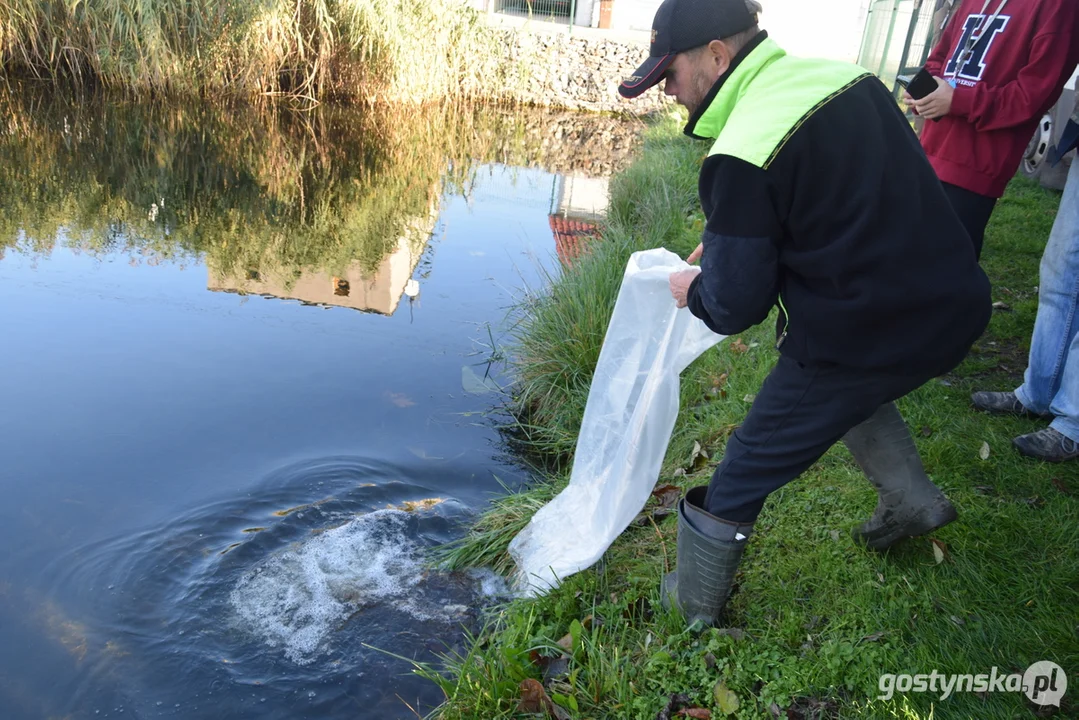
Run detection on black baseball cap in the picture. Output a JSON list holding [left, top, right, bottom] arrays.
[[619, 0, 758, 99]]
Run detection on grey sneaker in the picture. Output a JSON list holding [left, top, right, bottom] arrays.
[[971, 391, 1051, 419], [1012, 428, 1079, 462]]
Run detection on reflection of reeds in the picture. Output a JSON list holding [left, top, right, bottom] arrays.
[[0, 90, 630, 281], [0, 0, 511, 102]]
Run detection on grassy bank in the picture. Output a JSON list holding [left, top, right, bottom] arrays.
[[427, 114, 1079, 718], [0, 0, 510, 102]]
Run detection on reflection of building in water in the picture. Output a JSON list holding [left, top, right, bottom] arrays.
[[208, 195, 439, 316], [549, 173, 609, 266]]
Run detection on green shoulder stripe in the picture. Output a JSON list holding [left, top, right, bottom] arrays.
[[695, 38, 873, 169], [758, 73, 874, 169]]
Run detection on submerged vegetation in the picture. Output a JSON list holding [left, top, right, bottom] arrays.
[[0, 0, 513, 102]]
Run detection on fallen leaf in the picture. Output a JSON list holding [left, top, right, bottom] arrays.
[[582, 614, 604, 631], [860, 631, 885, 643], [730, 338, 749, 354], [655, 692, 693, 720], [769, 702, 782, 717], [930, 538, 950, 564], [517, 678, 570, 719], [556, 633, 573, 653], [634, 506, 675, 526], [979, 442, 990, 461], [921, 426, 933, 437], [950, 615, 965, 626], [1052, 478, 1070, 495], [992, 301, 1012, 311], [652, 484, 683, 510], [829, 530, 840, 542], [689, 442, 710, 470], [704, 652, 716, 669], [743, 394, 756, 403], [673, 467, 687, 478], [713, 679, 740, 715], [677, 709, 711, 719], [712, 372, 729, 389]]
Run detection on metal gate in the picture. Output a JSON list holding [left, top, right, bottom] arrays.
[[857, 0, 945, 96], [493, 0, 578, 24]]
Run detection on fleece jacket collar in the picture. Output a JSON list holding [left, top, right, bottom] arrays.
[[684, 31, 780, 141]]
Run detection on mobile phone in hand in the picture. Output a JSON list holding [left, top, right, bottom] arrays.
[[904, 68, 939, 100]]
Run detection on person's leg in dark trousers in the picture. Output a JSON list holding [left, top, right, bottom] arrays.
[[663, 356, 957, 626], [942, 182, 998, 261], [703, 357, 926, 521]]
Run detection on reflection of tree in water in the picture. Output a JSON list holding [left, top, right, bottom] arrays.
[[0, 89, 641, 285], [0, 91, 427, 282]]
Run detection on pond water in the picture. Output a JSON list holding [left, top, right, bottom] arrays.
[[0, 92, 636, 719]]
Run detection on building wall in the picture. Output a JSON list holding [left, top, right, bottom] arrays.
[[471, 0, 874, 113], [606, 0, 871, 63], [553, 174, 611, 220], [207, 233, 426, 316]]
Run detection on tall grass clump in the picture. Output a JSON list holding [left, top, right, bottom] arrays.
[[0, 0, 513, 102]]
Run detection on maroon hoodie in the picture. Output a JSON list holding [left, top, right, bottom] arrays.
[[919, 0, 1079, 197]]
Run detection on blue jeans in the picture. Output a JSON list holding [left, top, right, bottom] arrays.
[[1015, 159, 1079, 443]]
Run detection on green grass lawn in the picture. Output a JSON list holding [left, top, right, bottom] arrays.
[[425, 115, 1079, 720]]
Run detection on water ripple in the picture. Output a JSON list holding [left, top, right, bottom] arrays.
[[41, 456, 510, 719]]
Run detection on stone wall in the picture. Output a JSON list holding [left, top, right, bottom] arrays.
[[471, 26, 675, 115]]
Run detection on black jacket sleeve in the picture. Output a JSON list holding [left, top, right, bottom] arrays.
[[686, 155, 783, 336]]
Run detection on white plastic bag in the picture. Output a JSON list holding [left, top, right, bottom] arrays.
[[509, 248, 726, 596]]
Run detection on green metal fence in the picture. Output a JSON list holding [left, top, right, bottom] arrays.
[[857, 0, 941, 95]]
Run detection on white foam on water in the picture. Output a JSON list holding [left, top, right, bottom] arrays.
[[468, 568, 513, 599], [228, 507, 520, 665], [229, 509, 426, 665]]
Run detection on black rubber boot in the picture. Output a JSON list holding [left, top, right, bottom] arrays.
[[661, 486, 753, 627], [842, 403, 957, 550]]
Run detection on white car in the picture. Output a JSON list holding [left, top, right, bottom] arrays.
[[1020, 64, 1079, 190]]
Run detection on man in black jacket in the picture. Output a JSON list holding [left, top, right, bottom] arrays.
[[619, 0, 992, 626]]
